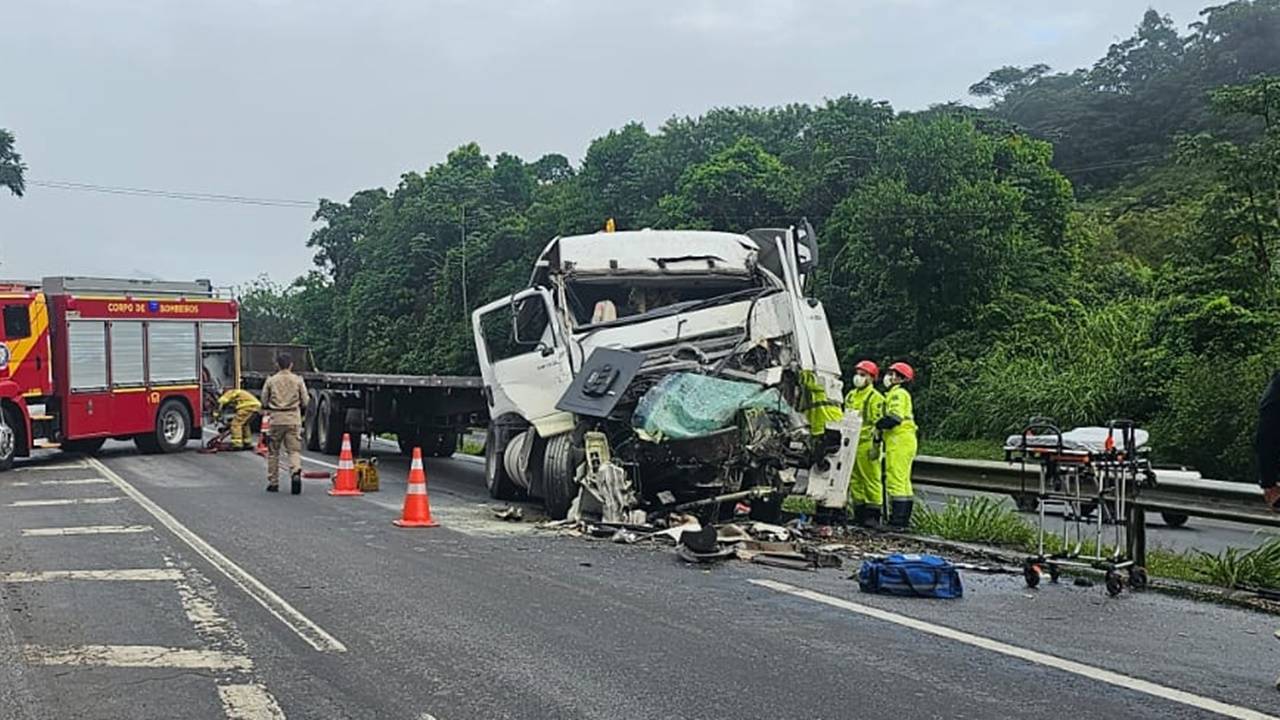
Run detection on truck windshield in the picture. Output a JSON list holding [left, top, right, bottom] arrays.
[[566, 280, 764, 329]]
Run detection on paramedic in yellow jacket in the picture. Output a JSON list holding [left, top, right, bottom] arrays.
[[876, 362, 918, 528], [844, 360, 885, 527], [217, 388, 262, 450]]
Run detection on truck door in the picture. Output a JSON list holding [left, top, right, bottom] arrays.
[[2, 294, 53, 397], [472, 288, 573, 436], [774, 223, 841, 377]]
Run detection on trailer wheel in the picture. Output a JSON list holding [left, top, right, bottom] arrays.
[[428, 432, 458, 458], [137, 399, 190, 455], [542, 433, 578, 521], [0, 404, 19, 471], [485, 425, 518, 501], [397, 433, 416, 457], [61, 438, 106, 455], [318, 393, 343, 455], [304, 391, 321, 451]]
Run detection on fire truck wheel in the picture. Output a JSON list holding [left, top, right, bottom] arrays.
[[0, 405, 19, 471], [61, 438, 106, 455], [142, 399, 191, 454]]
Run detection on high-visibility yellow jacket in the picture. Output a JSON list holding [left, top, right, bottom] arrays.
[[217, 388, 261, 412]]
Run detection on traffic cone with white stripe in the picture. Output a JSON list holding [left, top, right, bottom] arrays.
[[255, 414, 271, 457], [328, 433, 363, 497], [393, 448, 438, 528]]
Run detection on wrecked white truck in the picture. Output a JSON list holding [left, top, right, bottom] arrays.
[[471, 224, 860, 523]]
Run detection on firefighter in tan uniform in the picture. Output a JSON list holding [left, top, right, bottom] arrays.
[[260, 352, 309, 494]]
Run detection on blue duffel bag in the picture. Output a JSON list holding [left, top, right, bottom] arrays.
[[858, 553, 963, 599]]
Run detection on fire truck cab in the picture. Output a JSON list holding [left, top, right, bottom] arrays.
[[0, 277, 239, 470]]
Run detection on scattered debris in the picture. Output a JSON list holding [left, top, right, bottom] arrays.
[[492, 506, 524, 522]]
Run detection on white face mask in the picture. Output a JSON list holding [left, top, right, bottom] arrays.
[[853, 375, 869, 389], [883, 374, 897, 389]]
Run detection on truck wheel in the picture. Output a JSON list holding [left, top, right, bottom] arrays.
[[542, 433, 578, 521], [428, 432, 458, 458], [0, 405, 19, 471], [485, 425, 518, 500], [305, 391, 321, 451], [318, 393, 343, 455], [62, 438, 106, 455], [1160, 512, 1189, 528], [137, 400, 190, 454], [397, 433, 416, 457]]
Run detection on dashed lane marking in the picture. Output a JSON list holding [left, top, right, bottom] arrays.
[[87, 457, 347, 653], [750, 579, 1279, 720], [21, 524, 152, 537], [8, 497, 121, 507], [2, 568, 183, 582], [22, 644, 253, 670], [217, 683, 286, 720], [9, 478, 110, 487]]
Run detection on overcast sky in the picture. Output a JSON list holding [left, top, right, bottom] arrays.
[[1, 0, 1209, 289]]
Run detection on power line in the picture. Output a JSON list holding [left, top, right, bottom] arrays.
[[28, 179, 314, 208]]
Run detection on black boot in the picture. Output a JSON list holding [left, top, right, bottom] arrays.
[[862, 506, 882, 529], [889, 498, 914, 529], [290, 470, 302, 495], [851, 504, 867, 526]]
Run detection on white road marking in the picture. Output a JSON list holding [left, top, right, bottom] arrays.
[[21, 524, 152, 537], [13, 462, 89, 471], [2, 568, 183, 582], [87, 457, 347, 653], [217, 683, 286, 720], [10, 478, 109, 487], [172, 569, 234, 639], [8, 497, 121, 507], [22, 644, 252, 670], [751, 579, 1278, 720]]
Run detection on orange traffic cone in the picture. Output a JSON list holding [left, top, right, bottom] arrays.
[[393, 448, 438, 528], [328, 433, 363, 496], [255, 414, 271, 457]]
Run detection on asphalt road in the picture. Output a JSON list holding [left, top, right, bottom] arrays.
[[1, 439, 1278, 719]]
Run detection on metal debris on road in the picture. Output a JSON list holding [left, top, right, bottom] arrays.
[[492, 506, 524, 522]]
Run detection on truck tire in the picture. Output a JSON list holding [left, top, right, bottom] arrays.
[[305, 391, 321, 451], [62, 438, 106, 455], [136, 399, 190, 455], [0, 405, 19, 471], [1161, 512, 1190, 528], [428, 432, 458, 458], [542, 433, 578, 521], [318, 393, 343, 455], [485, 425, 518, 500]]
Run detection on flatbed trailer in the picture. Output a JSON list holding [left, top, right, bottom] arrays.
[[239, 343, 487, 458]]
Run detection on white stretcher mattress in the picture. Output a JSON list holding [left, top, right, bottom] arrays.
[[1004, 426, 1149, 454]]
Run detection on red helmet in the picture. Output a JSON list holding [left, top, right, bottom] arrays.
[[889, 362, 915, 383], [854, 360, 880, 379]]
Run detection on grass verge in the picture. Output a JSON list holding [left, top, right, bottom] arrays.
[[918, 438, 1005, 461]]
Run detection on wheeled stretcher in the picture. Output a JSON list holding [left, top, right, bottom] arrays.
[[1004, 418, 1156, 596]]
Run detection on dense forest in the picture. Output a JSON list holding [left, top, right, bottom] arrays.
[[240, 0, 1280, 481]]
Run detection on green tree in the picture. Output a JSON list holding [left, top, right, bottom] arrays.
[[0, 129, 26, 198], [656, 137, 798, 231]]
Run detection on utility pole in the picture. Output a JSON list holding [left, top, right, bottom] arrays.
[[460, 205, 468, 318]]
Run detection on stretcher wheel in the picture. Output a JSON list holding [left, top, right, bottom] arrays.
[[1105, 571, 1123, 597], [1023, 564, 1042, 589], [1047, 564, 1061, 583], [1127, 566, 1149, 591]]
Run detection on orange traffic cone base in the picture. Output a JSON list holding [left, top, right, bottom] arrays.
[[392, 517, 438, 528], [328, 433, 363, 497]]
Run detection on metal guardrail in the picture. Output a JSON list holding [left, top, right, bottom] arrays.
[[913, 455, 1279, 563], [914, 455, 1279, 528]]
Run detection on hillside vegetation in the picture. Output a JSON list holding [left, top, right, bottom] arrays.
[[240, 0, 1280, 481]]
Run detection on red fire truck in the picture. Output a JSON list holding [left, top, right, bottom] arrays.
[[0, 277, 240, 470]]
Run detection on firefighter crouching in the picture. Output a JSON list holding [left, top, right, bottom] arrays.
[[261, 352, 309, 495], [216, 388, 262, 451]]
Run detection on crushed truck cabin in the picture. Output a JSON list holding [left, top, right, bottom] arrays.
[[472, 224, 860, 523]]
